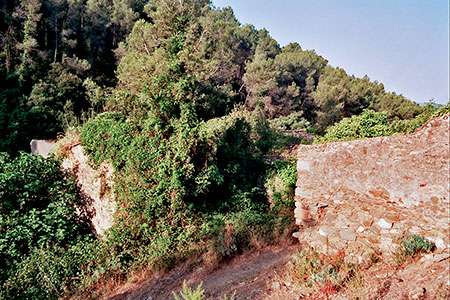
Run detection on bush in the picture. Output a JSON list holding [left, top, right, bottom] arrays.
[[394, 234, 435, 266], [173, 280, 236, 300], [283, 250, 365, 298], [319, 103, 450, 143], [0, 152, 95, 299], [174, 281, 206, 300], [269, 111, 312, 131], [320, 110, 393, 142], [265, 158, 296, 230]]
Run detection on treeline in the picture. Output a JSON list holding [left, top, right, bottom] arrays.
[[0, 0, 146, 154], [0, 0, 422, 155]]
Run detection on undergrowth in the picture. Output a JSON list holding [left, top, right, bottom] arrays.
[[282, 250, 367, 299], [394, 234, 435, 265], [173, 281, 236, 300], [318, 103, 450, 143]]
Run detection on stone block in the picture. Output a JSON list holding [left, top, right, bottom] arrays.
[[339, 230, 356, 241], [293, 114, 450, 257], [376, 218, 393, 229], [297, 160, 311, 171], [30, 139, 55, 158], [328, 237, 347, 250], [292, 232, 302, 239], [295, 188, 312, 198]]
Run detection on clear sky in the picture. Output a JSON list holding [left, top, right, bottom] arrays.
[[213, 0, 449, 105]]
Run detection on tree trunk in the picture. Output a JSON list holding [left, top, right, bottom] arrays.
[[54, 18, 58, 62]]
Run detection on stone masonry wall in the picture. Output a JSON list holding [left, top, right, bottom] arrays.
[[293, 114, 449, 263]]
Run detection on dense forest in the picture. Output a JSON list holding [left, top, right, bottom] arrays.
[[0, 0, 424, 156], [1, 0, 444, 298]]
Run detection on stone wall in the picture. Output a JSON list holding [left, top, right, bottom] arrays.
[[293, 115, 449, 263], [30, 139, 55, 158], [61, 144, 116, 236]]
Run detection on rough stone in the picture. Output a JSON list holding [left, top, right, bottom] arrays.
[[30, 139, 55, 158], [293, 114, 450, 258], [297, 160, 311, 171], [62, 144, 116, 236], [339, 230, 356, 241]]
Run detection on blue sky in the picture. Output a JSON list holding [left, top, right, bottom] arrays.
[[213, 0, 449, 105]]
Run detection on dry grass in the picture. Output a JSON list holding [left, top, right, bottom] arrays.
[[281, 249, 368, 299], [54, 127, 81, 159]]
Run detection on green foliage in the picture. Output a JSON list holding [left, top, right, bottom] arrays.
[[173, 280, 236, 300], [284, 250, 365, 298], [320, 103, 450, 143], [0, 153, 95, 299], [285, 250, 339, 286], [265, 158, 296, 229], [402, 235, 435, 255], [269, 111, 311, 131], [312, 67, 423, 133], [394, 234, 435, 266], [243, 42, 327, 119], [390, 102, 450, 134], [80, 111, 136, 168], [0, 0, 438, 298], [320, 110, 394, 142], [79, 0, 269, 280], [174, 281, 206, 300], [0, 0, 145, 155]]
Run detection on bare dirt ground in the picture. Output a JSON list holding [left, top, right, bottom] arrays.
[[106, 243, 298, 300], [106, 245, 450, 300]]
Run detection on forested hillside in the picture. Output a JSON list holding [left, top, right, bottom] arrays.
[[0, 0, 423, 155], [0, 0, 435, 299]]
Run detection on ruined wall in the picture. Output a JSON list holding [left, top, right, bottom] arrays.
[[61, 144, 116, 236], [30, 139, 55, 158], [293, 115, 449, 263]]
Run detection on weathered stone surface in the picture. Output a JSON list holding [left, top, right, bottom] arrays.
[[62, 144, 116, 236], [339, 230, 356, 241], [30, 139, 55, 158], [376, 218, 393, 229], [293, 115, 450, 260]]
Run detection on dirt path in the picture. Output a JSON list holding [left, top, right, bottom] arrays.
[[106, 244, 299, 300], [105, 244, 450, 300]]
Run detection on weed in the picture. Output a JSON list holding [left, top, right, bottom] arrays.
[[283, 250, 369, 299], [344, 267, 366, 300], [172, 281, 236, 300], [53, 127, 81, 160], [394, 234, 435, 265], [284, 250, 323, 286], [173, 281, 206, 300]]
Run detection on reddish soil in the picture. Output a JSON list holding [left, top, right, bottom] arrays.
[[105, 244, 449, 300], [106, 244, 298, 300]]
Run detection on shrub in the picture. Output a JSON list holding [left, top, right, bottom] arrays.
[[319, 103, 450, 143], [394, 234, 435, 266], [173, 280, 236, 300], [269, 111, 312, 131], [283, 250, 365, 298], [265, 158, 296, 231], [173, 281, 206, 300], [319, 110, 393, 142], [0, 152, 95, 299]]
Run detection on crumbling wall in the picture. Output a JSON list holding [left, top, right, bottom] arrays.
[[30, 139, 55, 158], [61, 144, 116, 236], [293, 115, 449, 263]]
